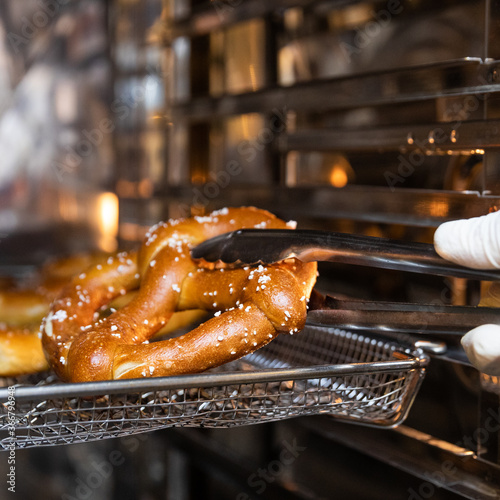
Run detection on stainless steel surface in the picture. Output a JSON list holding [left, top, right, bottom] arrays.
[[298, 417, 500, 500], [154, 0, 500, 241], [0, 326, 428, 449], [283, 118, 500, 154], [169, 58, 496, 118], [166, 0, 314, 39], [191, 228, 500, 280], [151, 185, 500, 227], [307, 296, 500, 336]]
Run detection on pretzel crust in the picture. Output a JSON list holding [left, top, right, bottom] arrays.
[[42, 207, 317, 382], [0, 291, 49, 326], [0, 253, 115, 377], [0, 325, 49, 376]]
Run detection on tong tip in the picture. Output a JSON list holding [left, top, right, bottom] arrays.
[[191, 257, 266, 270]]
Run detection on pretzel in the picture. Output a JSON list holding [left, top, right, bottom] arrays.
[[0, 253, 113, 377], [0, 325, 49, 376], [38, 253, 113, 298], [42, 207, 318, 382], [0, 253, 112, 325], [0, 291, 51, 376], [0, 253, 206, 377], [0, 290, 49, 326]]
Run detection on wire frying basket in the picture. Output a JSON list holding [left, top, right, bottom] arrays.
[[0, 325, 429, 450]]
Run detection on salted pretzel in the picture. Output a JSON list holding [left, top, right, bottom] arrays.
[[0, 274, 64, 377], [0, 325, 49, 376], [42, 207, 318, 382], [0, 252, 206, 377], [0, 253, 114, 377], [0, 285, 50, 376]]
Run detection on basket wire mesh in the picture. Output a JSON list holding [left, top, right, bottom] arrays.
[[0, 325, 429, 449]]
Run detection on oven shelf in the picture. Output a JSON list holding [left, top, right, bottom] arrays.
[[167, 0, 313, 38], [130, 185, 500, 227], [284, 118, 500, 154], [0, 326, 428, 449], [168, 59, 500, 121]]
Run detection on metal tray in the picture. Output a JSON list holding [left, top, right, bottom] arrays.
[[0, 325, 429, 450]]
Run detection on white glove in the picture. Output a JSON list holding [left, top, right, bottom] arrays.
[[434, 210, 500, 269], [434, 210, 500, 375]]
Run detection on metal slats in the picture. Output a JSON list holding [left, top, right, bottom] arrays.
[[169, 59, 500, 120], [284, 118, 500, 153]]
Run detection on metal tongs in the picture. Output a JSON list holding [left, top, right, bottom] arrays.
[[191, 229, 500, 338]]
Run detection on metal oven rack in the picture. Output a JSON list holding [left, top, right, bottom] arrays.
[[115, 0, 500, 235], [0, 326, 428, 449]]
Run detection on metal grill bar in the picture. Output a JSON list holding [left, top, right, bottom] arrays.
[[169, 59, 499, 121], [0, 327, 428, 448], [284, 118, 500, 153]]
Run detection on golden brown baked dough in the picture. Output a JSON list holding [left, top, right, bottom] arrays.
[[0, 290, 48, 326], [42, 207, 317, 382], [0, 288, 53, 377], [0, 249, 205, 377], [0, 325, 49, 376], [0, 253, 111, 376]]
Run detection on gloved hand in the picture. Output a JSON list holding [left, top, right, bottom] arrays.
[[434, 210, 500, 375]]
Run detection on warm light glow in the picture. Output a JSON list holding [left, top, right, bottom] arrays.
[[97, 192, 119, 252], [58, 192, 79, 222], [191, 172, 207, 184], [249, 64, 257, 91], [428, 200, 449, 218], [138, 179, 153, 198], [116, 179, 136, 197], [240, 114, 252, 140], [480, 373, 500, 395], [329, 166, 349, 187]]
